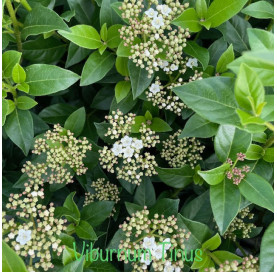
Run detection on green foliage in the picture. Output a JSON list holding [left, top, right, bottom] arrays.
[[2, 0, 274, 271], [2, 241, 28, 272]]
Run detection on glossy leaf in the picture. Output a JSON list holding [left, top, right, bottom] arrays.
[[2, 241, 28, 272], [228, 50, 274, 86], [134, 177, 156, 208], [156, 165, 194, 189], [238, 173, 274, 212], [128, 60, 154, 99], [177, 214, 212, 251], [202, 233, 221, 251], [12, 63, 26, 84], [16, 96, 37, 110], [174, 77, 240, 126], [64, 107, 86, 137], [58, 25, 102, 49], [149, 198, 179, 218], [75, 220, 97, 241], [260, 222, 274, 272], [2, 50, 21, 78], [81, 51, 115, 86], [204, 0, 248, 28], [81, 201, 115, 226], [25, 64, 80, 96], [214, 125, 252, 162], [216, 44, 234, 73], [4, 109, 33, 155], [115, 81, 131, 103], [245, 144, 265, 160], [198, 163, 230, 186], [172, 8, 202, 32], [247, 28, 274, 51], [22, 5, 69, 39], [180, 114, 218, 138], [235, 63, 265, 113], [241, 1, 274, 19], [210, 179, 241, 234]]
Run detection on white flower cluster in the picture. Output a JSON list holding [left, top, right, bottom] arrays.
[[161, 130, 205, 168], [111, 135, 143, 158], [119, 0, 191, 77], [99, 110, 160, 185], [3, 185, 66, 271], [22, 124, 91, 186], [84, 178, 120, 216], [146, 69, 203, 115], [222, 207, 256, 241], [118, 207, 190, 272]]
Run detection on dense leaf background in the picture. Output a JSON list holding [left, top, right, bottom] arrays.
[[2, 0, 274, 271]]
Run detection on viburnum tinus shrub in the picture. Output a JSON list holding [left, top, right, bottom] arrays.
[[2, 0, 274, 271]]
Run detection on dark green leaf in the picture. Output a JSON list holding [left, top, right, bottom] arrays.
[[75, 220, 97, 241], [22, 37, 67, 64], [81, 51, 115, 86], [177, 214, 212, 251], [210, 179, 241, 234], [25, 64, 80, 96], [217, 16, 251, 54], [81, 201, 114, 226], [214, 125, 252, 162], [180, 114, 218, 138], [22, 5, 69, 39], [174, 77, 240, 126], [260, 222, 274, 272], [64, 107, 86, 137], [134, 177, 156, 208], [149, 198, 179, 217], [39, 104, 77, 124], [128, 60, 154, 99], [63, 192, 81, 224], [238, 173, 274, 212], [156, 165, 194, 189], [4, 109, 33, 155]]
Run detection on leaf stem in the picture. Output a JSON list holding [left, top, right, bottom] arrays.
[[206, 251, 222, 266], [234, 241, 247, 257], [20, 0, 32, 12], [265, 122, 274, 132], [263, 134, 274, 149], [267, 19, 274, 32], [171, 188, 183, 198], [5, 0, 22, 52]]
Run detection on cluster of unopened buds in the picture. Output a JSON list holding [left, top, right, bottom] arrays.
[[205, 255, 259, 272], [226, 153, 250, 185], [146, 69, 202, 115], [84, 178, 120, 216], [161, 130, 205, 168], [118, 207, 190, 272], [3, 184, 66, 271], [99, 110, 159, 185], [119, 0, 195, 77], [21, 124, 92, 186], [222, 207, 256, 241]]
